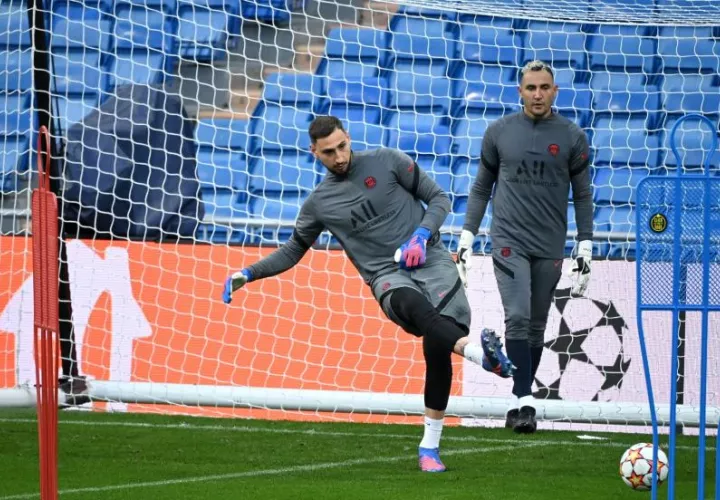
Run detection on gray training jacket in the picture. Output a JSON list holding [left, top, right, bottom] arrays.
[[463, 112, 594, 259], [248, 147, 451, 286]]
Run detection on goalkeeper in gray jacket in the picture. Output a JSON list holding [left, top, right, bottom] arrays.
[[222, 115, 515, 473], [456, 61, 595, 434]]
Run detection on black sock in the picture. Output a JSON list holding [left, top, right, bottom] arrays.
[[530, 346, 544, 381], [506, 339, 532, 398]]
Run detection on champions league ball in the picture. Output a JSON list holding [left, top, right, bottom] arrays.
[[533, 288, 632, 402], [619, 443, 669, 490]]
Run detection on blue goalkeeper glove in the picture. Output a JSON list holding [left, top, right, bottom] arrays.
[[394, 227, 432, 270], [223, 268, 253, 304]]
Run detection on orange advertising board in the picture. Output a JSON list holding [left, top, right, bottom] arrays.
[[0, 236, 465, 421]]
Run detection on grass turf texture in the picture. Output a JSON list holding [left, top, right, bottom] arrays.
[[0, 409, 715, 500]]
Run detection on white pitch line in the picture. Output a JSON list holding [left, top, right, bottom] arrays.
[[0, 442, 542, 500], [0, 417, 713, 451]]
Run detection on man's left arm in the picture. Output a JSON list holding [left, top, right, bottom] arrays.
[[568, 126, 594, 296], [386, 148, 451, 235], [569, 127, 594, 242], [385, 148, 451, 269]]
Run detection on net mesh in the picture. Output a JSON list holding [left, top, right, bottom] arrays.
[[0, 0, 719, 428]]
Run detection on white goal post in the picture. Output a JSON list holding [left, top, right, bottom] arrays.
[[1, 0, 719, 431]]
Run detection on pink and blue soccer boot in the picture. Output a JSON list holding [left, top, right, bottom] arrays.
[[481, 328, 517, 379], [418, 447, 446, 472]]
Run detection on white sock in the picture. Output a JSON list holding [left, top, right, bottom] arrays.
[[419, 416, 444, 450], [507, 396, 519, 413], [462, 342, 485, 366], [519, 395, 535, 409]]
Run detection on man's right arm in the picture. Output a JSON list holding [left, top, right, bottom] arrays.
[[246, 196, 325, 281], [463, 125, 499, 235]]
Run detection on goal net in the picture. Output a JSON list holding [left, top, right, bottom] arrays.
[[1, 0, 719, 431]]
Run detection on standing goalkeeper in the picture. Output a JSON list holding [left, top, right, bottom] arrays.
[[222, 115, 515, 473], [456, 60, 595, 434]]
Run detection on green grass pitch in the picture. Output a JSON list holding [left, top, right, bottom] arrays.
[[0, 409, 715, 499]]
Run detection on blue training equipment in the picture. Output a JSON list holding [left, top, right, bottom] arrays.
[[635, 113, 720, 500]]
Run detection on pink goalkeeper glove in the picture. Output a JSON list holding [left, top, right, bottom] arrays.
[[394, 228, 432, 270]]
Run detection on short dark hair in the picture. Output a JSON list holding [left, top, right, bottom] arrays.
[[519, 60, 554, 83], [308, 115, 345, 143]]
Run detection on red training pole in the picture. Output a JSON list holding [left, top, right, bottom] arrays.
[[32, 125, 60, 500]]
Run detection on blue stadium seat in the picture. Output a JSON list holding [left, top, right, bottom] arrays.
[[457, 17, 518, 66], [592, 0, 654, 10], [52, 51, 104, 94], [105, 49, 166, 90], [0, 135, 29, 192], [321, 61, 379, 96], [587, 24, 656, 73], [566, 203, 578, 256], [0, 2, 31, 47], [590, 72, 661, 126], [177, 0, 233, 61], [0, 50, 33, 92], [390, 15, 455, 61], [451, 157, 478, 197], [522, 22, 587, 69], [592, 88, 661, 116], [555, 83, 592, 128], [387, 60, 451, 113], [0, 92, 31, 136], [196, 149, 247, 193], [201, 188, 249, 221], [658, 26, 720, 73], [655, 0, 720, 22], [416, 155, 453, 193], [592, 128, 660, 168], [451, 109, 505, 158], [241, 0, 291, 25], [661, 115, 719, 170], [662, 74, 720, 116], [398, 5, 455, 19], [552, 66, 587, 90], [248, 151, 317, 194], [196, 222, 253, 244], [114, 2, 171, 51], [341, 121, 384, 151], [565, 203, 605, 257], [592, 114, 658, 150], [595, 205, 636, 232], [595, 205, 636, 258], [323, 28, 389, 69], [593, 167, 648, 205], [451, 63, 518, 115], [263, 72, 318, 109], [50, 1, 112, 52], [324, 77, 384, 124], [249, 193, 308, 243], [324, 100, 382, 127], [449, 196, 491, 251], [195, 117, 249, 151], [384, 111, 451, 155], [117, 0, 177, 11], [249, 105, 312, 153], [589, 71, 654, 93], [318, 29, 385, 89]]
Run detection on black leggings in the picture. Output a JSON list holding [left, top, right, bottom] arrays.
[[389, 287, 469, 412]]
